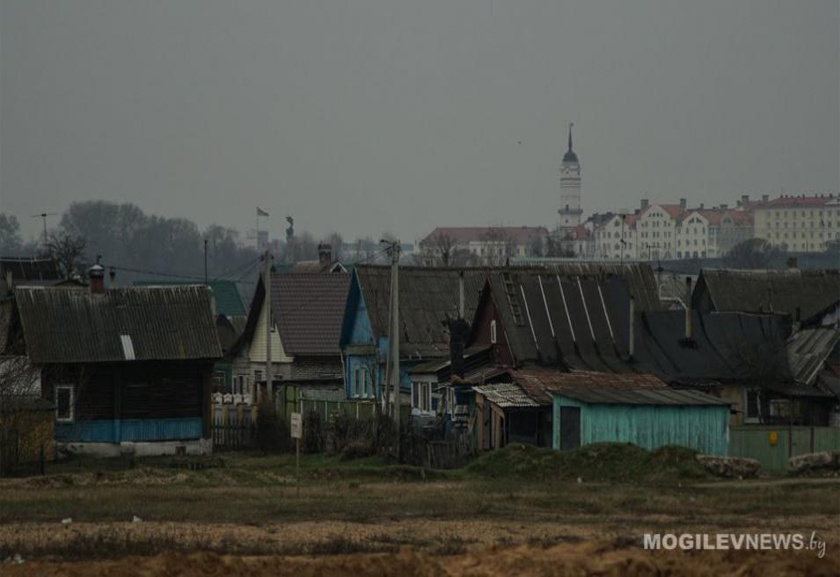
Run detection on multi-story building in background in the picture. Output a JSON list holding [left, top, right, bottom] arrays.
[[753, 194, 840, 253], [419, 226, 548, 266]]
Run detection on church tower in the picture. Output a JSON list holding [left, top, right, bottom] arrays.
[[558, 123, 582, 230]]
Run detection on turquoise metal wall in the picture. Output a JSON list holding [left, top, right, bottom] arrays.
[[56, 418, 203, 443], [552, 395, 730, 455], [729, 426, 840, 470]]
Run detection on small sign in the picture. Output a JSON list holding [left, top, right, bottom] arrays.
[[290, 412, 302, 439], [768, 430, 778, 446]]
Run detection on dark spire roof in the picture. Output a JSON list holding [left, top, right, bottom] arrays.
[[562, 122, 578, 163]]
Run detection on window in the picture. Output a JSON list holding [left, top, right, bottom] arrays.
[[55, 385, 74, 422], [744, 390, 760, 423], [254, 369, 263, 384], [412, 382, 432, 412], [490, 320, 497, 344]]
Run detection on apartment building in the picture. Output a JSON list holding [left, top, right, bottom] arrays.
[[753, 194, 840, 253]]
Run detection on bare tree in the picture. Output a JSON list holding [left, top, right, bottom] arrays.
[[43, 233, 87, 278], [724, 238, 782, 269], [428, 232, 456, 267]]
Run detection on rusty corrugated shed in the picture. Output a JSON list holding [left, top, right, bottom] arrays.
[[15, 286, 222, 363]]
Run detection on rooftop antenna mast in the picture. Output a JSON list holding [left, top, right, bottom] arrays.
[[32, 212, 57, 246]]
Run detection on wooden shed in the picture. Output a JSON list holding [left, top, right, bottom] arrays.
[[551, 382, 731, 455]]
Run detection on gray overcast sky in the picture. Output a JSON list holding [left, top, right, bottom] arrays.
[[1, 1, 838, 244]]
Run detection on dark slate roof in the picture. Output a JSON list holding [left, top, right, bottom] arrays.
[[134, 280, 246, 317], [272, 273, 350, 356], [14, 286, 222, 363], [514, 262, 662, 311], [481, 269, 644, 372], [353, 265, 488, 358], [787, 327, 840, 385], [629, 310, 793, 382], [0, 257, 61, 282], [693, 269, 840, 320]]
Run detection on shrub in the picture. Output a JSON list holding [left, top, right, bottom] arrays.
[[254, 397, 290, 454]]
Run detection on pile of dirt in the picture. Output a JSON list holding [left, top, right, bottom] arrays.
[[466, 443, 710, 483], [5, 540, 835, 577]]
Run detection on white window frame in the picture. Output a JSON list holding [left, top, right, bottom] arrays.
[[411, 381, 432, 412], [55, 385, 74, 423]]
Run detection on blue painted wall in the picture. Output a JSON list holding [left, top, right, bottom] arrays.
[[56, 418, 203, 443], [552, 395, 730, 455]]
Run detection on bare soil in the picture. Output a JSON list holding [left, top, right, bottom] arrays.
[[5, 539, 838, 577]]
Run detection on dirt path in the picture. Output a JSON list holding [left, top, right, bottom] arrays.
[[5, 540, 838, 577]]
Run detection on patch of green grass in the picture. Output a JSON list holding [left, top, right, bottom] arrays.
[[465, 443, 711, 483]]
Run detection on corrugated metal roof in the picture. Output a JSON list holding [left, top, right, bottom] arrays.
[[512, 369, 729, 406], [472, 382, 541, 408], [0, 257, 61, 282], [552, 386, 730, 406], [15, 286, 222, 363], [787, 327, 840, 385]]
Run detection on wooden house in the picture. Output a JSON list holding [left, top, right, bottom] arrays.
[[229, 272, 350, 403], [339, 265, 487, 408], [12, 273, 222, 457]]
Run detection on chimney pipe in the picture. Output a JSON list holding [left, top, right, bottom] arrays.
[[109, 266, 116, 288], [684, 276, 693, 341], [89, 263, 105, 294], [318, 243, 332, 266], [628, 296, 635, 359]]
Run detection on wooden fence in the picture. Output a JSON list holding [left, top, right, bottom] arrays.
[[420, 431, 476, 469], [212, 403, 254, 450]]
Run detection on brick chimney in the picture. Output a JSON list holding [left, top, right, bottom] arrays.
[[318, 243, 332, 266], [89, 263, 105, 294], [679, 198, 687, 212], [640, 198, 649, 210], [762, 194, 769, 203], [741, 194, 749, 206]]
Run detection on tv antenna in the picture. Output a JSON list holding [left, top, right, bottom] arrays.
[[32, 212, 57, 245]]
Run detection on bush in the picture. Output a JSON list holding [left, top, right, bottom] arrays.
[[303, 410, 325, 453], [254, 397, 290, 454]]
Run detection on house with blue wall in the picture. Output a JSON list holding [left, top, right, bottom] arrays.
[[12, 274, 222, 457], [339, 265, 487, 408]]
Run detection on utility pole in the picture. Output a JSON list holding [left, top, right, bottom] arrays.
[[382, 238, 401, 459], [264, 249, 273, 403]]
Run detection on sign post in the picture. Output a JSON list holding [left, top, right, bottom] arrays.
[[290, 412, 302, 497]]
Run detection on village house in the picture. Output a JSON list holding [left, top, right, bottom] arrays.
[[340, 265, 487, 408], [229, 271, 350, 403], [134, 279, 248, 396], [9, 266, 222, 457]]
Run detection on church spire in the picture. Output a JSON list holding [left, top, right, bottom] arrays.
[[568, 122, 574, 152]]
